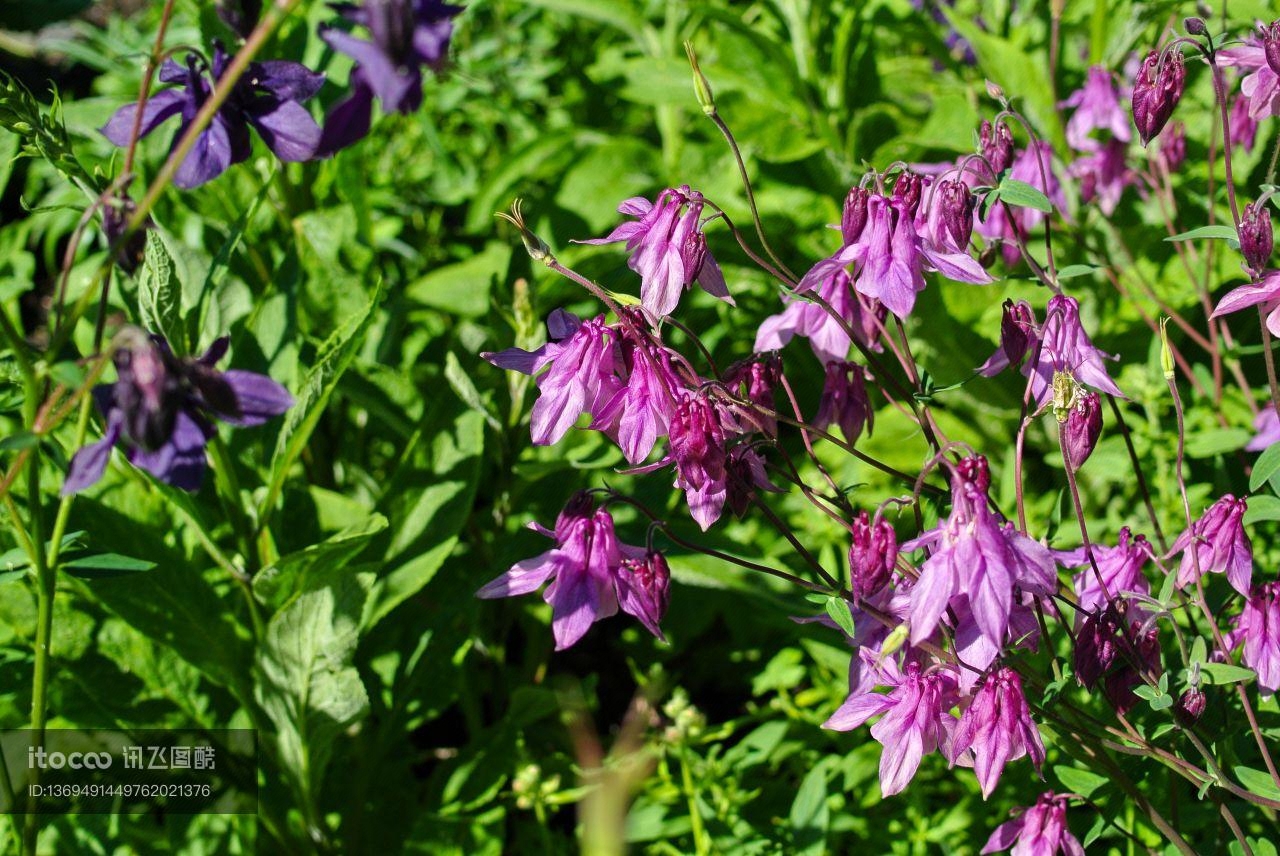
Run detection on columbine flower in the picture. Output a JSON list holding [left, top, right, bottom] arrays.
[[848, 511, 897, 601], [902, 456, 1057, 650], [1231, 94, 1261, 153], [1248, 407, 1280, 452], [1131, 49, 1186, 145], [1062, 391, 1102, 470], [63, 329, 292, 494], [1073, 601, 1161, 713], [982, 793, 1085, 856], [980, 119, 1014, 174], [475, 493, 667, 649], [319, 0, 462, 153], [755, 267, 884, 364], [1175, 687, 1207, 724], [483, 311, 622, 447], [1158, 121, 1187, 170], [668, 393, 729, 531], [976, 142, 1067, 266], [593, 323, 683, 464], [1236, 581, 1280, 695], [1059, 527, 1152, 618], [1026, 295, 1123, 407], [724, 444, 781, 517], [1239, 202, 1274, 277], [1069, 138, 1132, 216], [1061, 66, 1131, 152], [824, 654, 960, 797], [1220, 26, 1280, 121], [723, 355, 780, 437], [1211, 270, 1280, 335], [1170, 494, 1252, 595], [102, 47, 324, 188], [578, 187, 733, 318], [813, 361, 873, 444], [919, 179, 977, 255], [978, 299, 1037, 376], [953, 667, 1044, 798]]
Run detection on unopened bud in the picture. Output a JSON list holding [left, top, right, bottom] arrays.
[[1159, 317, 1175, 380], [1063, 391, 1102, 471], [684, 42, 716, 116], [1183, 17, 1208, 36], [848, 511, 897, 600], [938, 179, 976, 249], [497, 199, 552, 263], [1132, 49, 1186, 146], [894, 171, 924, 217], [842, 186, 870, 244], [980, 120, 1014, 174], [1240, 202, 1274, 276], [985, 79, 1006, 103], [1175, 687, 1206, 725]]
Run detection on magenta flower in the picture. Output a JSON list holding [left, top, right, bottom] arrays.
[[1131, 49, 1186, 145], [755, 267, 884, 365], [579, 187, 733, 318], [823, 654, 960, 797], [1060, 527, 1152, 618], [1220, 29, 1280, 120], [951, 592, 1043, 691], [848, 511, 897, 601], [722, 355, 780, 437], [724, 445, 782, 517], [1211, 269, 1280, 335], [918, 178, 978, 255], [980, 119, 1015, 174], [1248, 406, 1280, 451], [1069, 138, 1132, 216], [476, 493, 666, 649], [813, 361, 873, 445], [902, 456, 1057, 650], [1231, 94, 1261, 153], [1074, 601, 1161, 713], [1061, 66, 1131, 152], [978, 299, 1037, 376], [1239, 202, 1275, 276], [1159, 121, 1187, 170], [976, 142, 1067, 266], [1236, 581, 1280, 695], [1062, 391, 1102, 470], [953, 667, 1045, 798], [982, 792, 1085, 856], [668, 393, 729, 531], [1171, 494, 1252, 595], [1026, 295, 1123, 407], [594, 329, 682, 464]]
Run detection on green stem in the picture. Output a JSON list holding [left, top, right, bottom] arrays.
[[676, 745, 709, 856], [21, 447, 53, 856]]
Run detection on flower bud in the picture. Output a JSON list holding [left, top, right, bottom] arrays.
[[497, 199, 552, 263], [620, 549, 671, 629], [1261, 21, 1280, 76], [1159, 317, 1175, 380], [1158, 122, 1186, 171], [1175, 687, 1206, 725], [813, 361, 873, 444], [1063, 391, 1102, 470], [1183, 17, 1208, 36], [937, 179, 976, 249], [848, 511, 897, 600], [893, 171, 924, 217], [684, 42, 717, 116], [980, 120, 1014, 174], [679, 229, 710, 285], [842, 186, 870, 245], [1132, 49, 1185, 146], [1240, 202, 1274, 276]]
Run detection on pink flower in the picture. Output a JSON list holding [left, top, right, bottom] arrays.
[[953, 667, 1045, 798], [1211, 269, 1280, 336], [982, 792, 1085, 856], [1069, 138, 1132, 215], [755, 267, 884, 364], [848, 511, 898, 601], [1220, 30, 1280, 120], [1170, 494, 1252, 595], [977, 142, 1067, 266], [668, 393, 729, 531], [1025, 295, 1124, 407], [1248, 406, 1280, 451], [813, 361, 873, 445], [1061, 66, 1131, 151], [1060, 527, 1152, 618], [1236, 581, 1280, 695]]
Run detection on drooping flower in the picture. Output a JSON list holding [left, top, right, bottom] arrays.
[[981, 792, 1085, 856], [979, 119, 1015, 174], [1061, 66, 1131, 152], [848, 511, 897, 601], [1230, 94, 1261, 153], [1239, 202, 1274, 277], [1056, 527, 1151, 624], [1170, 494, 1252, 595], [1158, 121, 1187, 170], [476, 493, 668, 649], [724, 444, 782, 517], [1025, 295, 1123, 407], [1175, 687, 1207, 725], [824, 654, 960, 797], [101, 47, 324, 188], [1211, 269, 1280, 335], [813, 361, 873, 445], [1220, 27, 1280, 121], [318, 0, 462, 153], [1247, 406, 1280, 452], [1236, 581, 1280, 695], [755, 267, 884, 364], [1061, 391, 1102, 470], [976, 142, 1067, 266], [1073, 601, 1161, 713], [63, 329, 293, 494], [978, 299, 1037, 376], [1131, 49, 1186, 145], [578, 187, 732, 318], [668, 393, 729, 531], [953, 667, 1045, 798], [593, 327, 683, 464], [902, 456, 1058, 650], [950, 592, 1043, 691], [722, 355, 780, 437], [1069, 138, 1132, 216], [919, 178, 978, 255]]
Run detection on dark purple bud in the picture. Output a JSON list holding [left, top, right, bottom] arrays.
[[955, 454, 991, 493], [1260, 21, 1280, 76], [980, 119, 1014, 174], [893, 171, 924, 218], [1175, 687, 1206, 725], [554, 490, 597, 541], [1074, 607, 1121, 690], [680, 229, 709, 286], [938, 179, 976, 249], [725, 445, 781, 517], [813, 361, 873, 445], [848, 511, 897, 600], [1063, 391, 1102, 470], [724, 355, 780, 437], [216, 0, 262, 37], [1240, 202, 1274, 276], [1132, 49, 1185, 146], [1184, 17, 1208, 37], [1104, 619, 1161, 714], [842, 186, 870, 244], [618, 550, 671, 635]]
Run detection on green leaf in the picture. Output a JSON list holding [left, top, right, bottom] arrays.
[[995, 178, 1053, 213], [824, 597, 856, 638], [0, 430, 39, 452], [137, 229, 186, 353], [1199, 662, 1256, 685], [1234, 766, 1280, 801], [1056, 264, 1101, 280], [1249, 442, 1280, 492], [789, 764, 829, 856], [518, 0, 647, 37], [260, 281, 383, 519], [443, 352, 501, 431], [1164, 224, 1239, 242], [1053, 765, 1109, 798], [62, 553, 156, 579], [1185, 427, 1250, 458], [405, 242, 507, 318], [1244, 494, 1280, 526], [253, 514, 388, 610]]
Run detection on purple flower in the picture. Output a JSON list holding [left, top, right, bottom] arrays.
[[982, 792, 1084, 856], [1060, 527, 1152, 618], [63, 330, 293, 494], [1220, 31, 1280, 121], [1158, 121, 1187, 169], [1230, 95, 1260, 153], [848, 511, 897, 601], [722, 356, 780, 437], [319, 0, 462, 153], [1061, 66, 1131, 152], [594, 327, 683, 463], [951, 592, 1043, 690], [919, 178, 978, 254], [824, 654, 960, 797], [1170, 494, 1252, 595], [980, 119, 1014, 174], [978, 299, 1037, 376], [1025, 295, 1123, 407], [1248, 406, 1280, 452], [578, 187, 733, 318], [724, 445, 781, 517], [1175, 687, 1207, 724], [483, 311, 623, 447], [1131, 49, 1186, 145], [668, 393, 729, 531], [1236, 581, 1280, 695], [1239, 202, 1274, 277], [902, 456, 1057, 651], [1211, 269, 1280, 335], [476, 493, 667, 649], [953, 667, 1044, 798], [1062, 391, 1102, 470], [842, 186, 870, 244], [1069, 138, 1132, 216], [813, 361, 873, 445], [755, 267, 884, 365], [102, 47, 324, 189], [1073, 601, 1161, 713]]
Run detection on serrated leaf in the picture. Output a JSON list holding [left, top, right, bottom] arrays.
[[1249, 442, 1280, 492], [138, 230, 186, 352], [1200, 662, 1256, 685], [1164, 224, 1238, 242]]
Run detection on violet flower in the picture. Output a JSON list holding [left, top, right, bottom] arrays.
[[755, 267, 884, 365], [1069, 138, 1132, 216], [593, 328, 682, 464], [668, 393, 729, 531], [102, 47, 324, 189], [1170, 494, 1252, 595], [902, 456, 1057, 651], [980, 119, 1014, 174], [1220, 28, 1280, 121], [823, 653, 960, 797], [1247, 406, 1280, 452], [1231, 94, 1261, 153], [953, 667, 1045, 798], [951, 592, 1043, 691], [1236, 581, 1280, 695], [1061, 66, 1131, 152], [319, 0, 462, 153], [978, 299, 1037, 376], [1239, 202, 1274, 277], [848, 511, 897, 601], [981, 792, 1085, 856], [578, 187, 733, 318], [722, 355, 780, 437], [476, 493, 667, 649], [813, 361, 873, 444], [1073, 601, 1161, 713], [1211, 269, 1280, 335], [1158, 121, 1187, 170], [1058, 526, 1152, 619], [63, 329, 293, 494], [1025, 295, 1123, 407], [724, 445, 782, 517], [976, 142, 1067, 267]]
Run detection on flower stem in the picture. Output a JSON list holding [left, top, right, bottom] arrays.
[[1259, 309, 1280, 419]]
